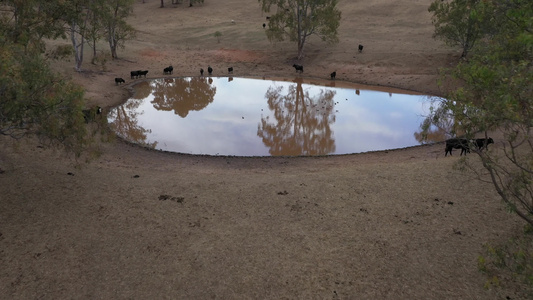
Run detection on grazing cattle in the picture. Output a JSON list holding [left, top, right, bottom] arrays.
[[200, 68, 204, 76], [330, 71, 336, 80], [115, 78, 125, 85], [228, 67, 233, 74], [263, 23, 266, 29], [137, 70, 149, 78], [208, 66, 213, 75], [358, 44, 364, 53], [130, 70, 139, 79], [82, 106, 102, 123], [445, 138, 470, 156], [293, 64, 303, 73], [163, 66, 173, 74], [266, 16, 270, 20], [474, 138, 494, 150]]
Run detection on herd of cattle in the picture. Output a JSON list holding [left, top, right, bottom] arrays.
[[444, 137, 494, 156], [112, 43, 367, 85], [111, 62, 496, 158]]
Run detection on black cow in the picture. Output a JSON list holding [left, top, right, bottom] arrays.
[[358, 44, 364, 53], [208, 66, 213, 75], [228, 67, 233, 74], [330, 71, 336, 80], [163, 66, 173, 74], [115, 78, 125, 85], [293, 64, 303, 73], [474, 138, 494, 150], [445, 138, 470, 156], [263, 23, 266, 29], [137, 70, 149, 78], [200, 68, 204, 76], [82, 106, 102, 123], [130, 70, 139, 79]]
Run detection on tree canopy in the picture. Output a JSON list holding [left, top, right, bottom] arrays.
[[0, 0, 111, 155], [424, 0, 533, 225], [258, 0, 341, 60]]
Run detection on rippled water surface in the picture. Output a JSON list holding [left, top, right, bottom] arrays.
[[108, 77, 431, 156]]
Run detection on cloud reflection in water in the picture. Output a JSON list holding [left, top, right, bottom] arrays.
[[108, 77, 431, 156]]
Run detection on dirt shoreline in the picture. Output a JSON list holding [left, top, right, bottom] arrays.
[[0, 1, 525, 299]]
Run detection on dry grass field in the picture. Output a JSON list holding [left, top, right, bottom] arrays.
[[0, 0, 526, 299]]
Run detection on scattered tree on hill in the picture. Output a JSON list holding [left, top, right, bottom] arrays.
[[105, 0, 136, 59], [428, 0, 490, 58], [258, 0, 341, 60], [423, 0, 533, 225]]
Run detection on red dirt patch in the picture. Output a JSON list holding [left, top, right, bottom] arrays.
[[210, 48, 266, 63], [140, 48, 165, 58]]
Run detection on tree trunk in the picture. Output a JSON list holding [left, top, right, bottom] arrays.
[[70, 22, 85, 72], [108, 27, 118, 59]]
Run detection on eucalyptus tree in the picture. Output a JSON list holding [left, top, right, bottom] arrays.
[[428, 0, 491, 58], [423, 0, 533, 225], [258, 0, 341, 60], [0, 0, 69, 52], [64, 0, 92, 71], [104, 0, 136, 59], [0, 0, 99, 156]]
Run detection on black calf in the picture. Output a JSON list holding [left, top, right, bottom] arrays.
[[115, 78, 125, 85], [474, 138, 494, 150], [228, 67, 233, 74], [130, 70, 139, 79], [358, 44, 364, 53], [445, 138, 470, 157], [208, 66, 213, 75], [330, 71, 336, 80], [200, 68, 204, 76], [293, 64, 303, 73], [163, 66, 173, 74]]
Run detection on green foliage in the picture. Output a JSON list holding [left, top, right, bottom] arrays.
[[0, 0, 114, 157], [0, 0, 70, 52], [0, 43, 89, 156], [428, 0, 491, 58], [423, 0, 533, 225], [258, 0, 341, 60], [478, 225, 533, 298], [46, 44, 74, 60], [104, 0, 136, 59]]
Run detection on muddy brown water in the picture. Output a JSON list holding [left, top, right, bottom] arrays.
[[108, 76, 433, 156]]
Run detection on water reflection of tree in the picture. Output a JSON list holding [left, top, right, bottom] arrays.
[[108, 99, 158, 149], [414, 98, 464, 143], [258, 78, 336, 156], [130, 81, 152, 100], [150, 78, 216, 118]]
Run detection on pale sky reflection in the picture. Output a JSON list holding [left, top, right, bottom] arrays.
[[108, 77, 431, 156]]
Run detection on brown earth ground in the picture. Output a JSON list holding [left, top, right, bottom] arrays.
[[0, 0, 526, 299]]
